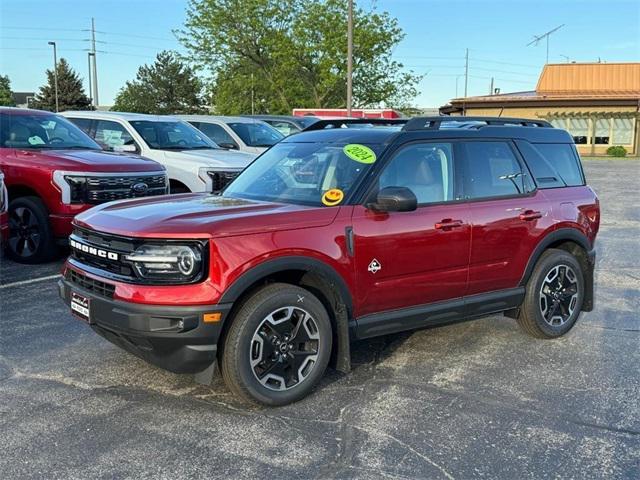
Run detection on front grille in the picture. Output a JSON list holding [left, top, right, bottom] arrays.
[[71, 227, 138, 279], [85, 174, 167, 204], [208, 171, 240, 193], [67, 268, 116, 299]]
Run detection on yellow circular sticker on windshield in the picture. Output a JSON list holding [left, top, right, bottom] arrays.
[[322, 188, 344, 206], [343, 144, 376, 164]]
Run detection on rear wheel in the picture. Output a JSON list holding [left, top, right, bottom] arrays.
[[517, 249, 584, 338], [7, 196, 56, 264], [220, 283, 332, 406]]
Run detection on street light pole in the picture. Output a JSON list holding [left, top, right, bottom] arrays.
[[48, 41, 59, 112], [87, 52, 94, 107], [346, 0, 353, 116]]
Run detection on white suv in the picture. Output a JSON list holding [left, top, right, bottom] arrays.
[[177, 115, 284, 155], [62, 111, 256, 193]]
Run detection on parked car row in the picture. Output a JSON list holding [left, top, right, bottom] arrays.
[[0, 107, 306, 263]]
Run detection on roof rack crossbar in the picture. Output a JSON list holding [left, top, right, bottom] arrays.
[[402, 116, 551, 131], [302, 118, 408, 131]]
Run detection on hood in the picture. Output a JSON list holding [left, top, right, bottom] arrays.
[[74, 194, 339, 238], [15, 149, 163, 173], [163, 148, 256, 169]]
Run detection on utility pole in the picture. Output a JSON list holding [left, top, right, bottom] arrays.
[[48, 41, 59, 112], [489, 77, 494, 95], [346, 0, 353, 116], [251, 72, 255, 115], [527, 24, 565, 64], [90, 18, 99, 108], [87, 52, 94, 107]]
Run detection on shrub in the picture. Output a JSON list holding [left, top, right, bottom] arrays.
[[606, 146, 627, 157]]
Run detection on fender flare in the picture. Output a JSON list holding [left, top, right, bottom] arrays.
[[519, 228, 592, 286], [219, 256, 354, 372]]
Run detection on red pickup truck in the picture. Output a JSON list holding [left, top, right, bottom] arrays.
[[0, 107, 168, 263]]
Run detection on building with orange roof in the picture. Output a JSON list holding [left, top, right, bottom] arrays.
[[441, 62, 640, 156]]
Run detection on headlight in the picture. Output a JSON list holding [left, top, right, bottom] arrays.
[[198, 168, 241, 193], [125, 244, 204, 283], [64, 175, 88, 203]]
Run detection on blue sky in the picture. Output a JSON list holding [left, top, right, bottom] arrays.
[[1, 0, 638, 108]]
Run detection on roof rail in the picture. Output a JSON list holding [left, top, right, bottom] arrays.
[[301, 118, 408, 131], [402, 116, 551, 131]]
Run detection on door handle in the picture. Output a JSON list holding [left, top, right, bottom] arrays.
[[519, 210, 542, 221], [435, 219, 464, 230]]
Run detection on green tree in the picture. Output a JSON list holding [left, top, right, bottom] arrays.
[[0, 75, 16, 106], [178, 0, 421, 114], [31, 58, 92, 112], [113, 51, 206, 114]]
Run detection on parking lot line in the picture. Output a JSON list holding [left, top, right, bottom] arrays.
[[0, 274, 61, 290]]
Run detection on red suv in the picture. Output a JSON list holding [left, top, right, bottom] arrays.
[[0, 108, 168, 263], [59, 117, 599, 406]]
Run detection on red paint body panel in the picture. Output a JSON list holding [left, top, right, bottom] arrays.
[[64, 183, 600, 316], [466, 191, 554, 295], [351, 204, 471, 316], [0, 108, 163, 238]]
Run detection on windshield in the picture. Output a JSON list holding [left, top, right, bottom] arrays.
[[130, 120, 217, 150], [0, 112, 101, 150], [224, 142, 382, 206], [228, 121, 284, 147]]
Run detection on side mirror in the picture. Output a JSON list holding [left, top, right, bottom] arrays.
[[113, 144, 138, 153], [218, 142, 238, 150], [369, 186, 417, 212]]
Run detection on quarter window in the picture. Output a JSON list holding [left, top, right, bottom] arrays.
[[462, 141, 532, 199], [532, 144, 584, 187], [377, 143, 455, 204]]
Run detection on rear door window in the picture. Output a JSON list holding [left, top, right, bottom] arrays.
[[460, 141, 534, 200]]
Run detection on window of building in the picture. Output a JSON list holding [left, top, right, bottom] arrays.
[[461, 141, 533, 199], [594, 118, 610, 145], [567, 118, 589, 144], [377, 143, 455, 204], [612, 118, 634, 145]]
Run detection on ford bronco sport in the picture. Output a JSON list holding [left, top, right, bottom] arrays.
[[59, 117, 599, 406], [0, 108, 168, 263]]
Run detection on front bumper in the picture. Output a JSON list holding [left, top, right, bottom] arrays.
[[58, 275, 232, 374]]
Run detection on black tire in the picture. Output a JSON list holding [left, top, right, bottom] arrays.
[[220, 283, 333, 406], [7, 196, 57, 264], [517, 248, 584, 339]]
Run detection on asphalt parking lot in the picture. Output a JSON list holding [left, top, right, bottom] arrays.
[[1, 159, 638, 479]]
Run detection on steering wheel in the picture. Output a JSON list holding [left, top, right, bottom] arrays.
[[48, 137, 65, 144], [174, 139, 188, 147]]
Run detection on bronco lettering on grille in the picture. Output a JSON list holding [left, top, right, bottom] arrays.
[[70, 239, 119, 261]]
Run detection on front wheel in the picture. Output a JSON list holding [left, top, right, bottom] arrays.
[[517, 248, 585, 338], [220, 283, 333, 406], [7, 196, 56, 264]]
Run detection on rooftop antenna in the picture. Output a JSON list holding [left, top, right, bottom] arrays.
[[527, 24, 565, 64]]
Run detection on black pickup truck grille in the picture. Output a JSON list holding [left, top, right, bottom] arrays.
[[85, 174, 167, 204]]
